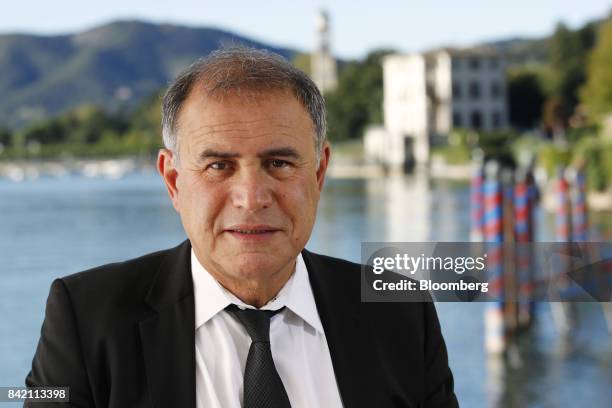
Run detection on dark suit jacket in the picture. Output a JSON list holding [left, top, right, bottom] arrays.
[[26, 240, 458, 407]]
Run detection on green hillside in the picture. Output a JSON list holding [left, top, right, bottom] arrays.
[[0, 20, 295, 128]]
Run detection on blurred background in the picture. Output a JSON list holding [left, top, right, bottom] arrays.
[[1, 1, 611, 407]]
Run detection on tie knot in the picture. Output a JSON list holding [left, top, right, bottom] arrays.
[[226, 304, 285, 343]]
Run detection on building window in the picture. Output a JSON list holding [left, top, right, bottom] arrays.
[[452, 58, 461, 71], [452, 82, 462, 99], [490, 57, 499, 69], [491, 81, 501, 99], [471, 111, 483, 129], [469, 58, 480, 70], [492, 111, 501, 127], [453, 111, 463, 127], [469, 81, 480, 99]]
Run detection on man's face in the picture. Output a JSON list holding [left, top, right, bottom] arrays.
[[158, 88, 330, 286]]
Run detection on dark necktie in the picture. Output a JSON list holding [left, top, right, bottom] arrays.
[[226, 305, 291, 408]]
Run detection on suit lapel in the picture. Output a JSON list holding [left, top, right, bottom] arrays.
[[302, 249, 380, 408], [139, 240, 196, 408], [137, 243, 383, 408]]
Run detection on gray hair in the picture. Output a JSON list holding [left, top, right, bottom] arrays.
[[161, 47, 327, 164]]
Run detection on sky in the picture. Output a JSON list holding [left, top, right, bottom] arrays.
[[1, 1, 611, 58]]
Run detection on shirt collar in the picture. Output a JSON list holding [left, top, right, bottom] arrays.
[[191, 249, 324, 334]]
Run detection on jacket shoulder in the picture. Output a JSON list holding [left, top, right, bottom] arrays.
[[62, 246, 172, 289], [302, 249, 361, 275], [56, 241, 189, 326]]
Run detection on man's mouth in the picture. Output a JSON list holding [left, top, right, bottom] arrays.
[[231, 229, 276, 234], [225, 225, 281, 240]]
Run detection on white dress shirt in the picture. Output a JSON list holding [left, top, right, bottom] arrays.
[[191, 249, 344, 408]]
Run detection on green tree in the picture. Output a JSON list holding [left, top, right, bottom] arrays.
[[127, 90, 163, 150], [581, 21, 612, 119], [19, 118, 68, 145], [292, 53, 311, 76], [325, 49, 393, 141], [547, 22, 597, 124], [542, 95, 565, 134], [67, 106, 128, 145], [15, 105, 129, 150]]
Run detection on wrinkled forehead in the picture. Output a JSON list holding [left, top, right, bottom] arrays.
[[176, 87, 317, 156], [175, 84, 315, 138]]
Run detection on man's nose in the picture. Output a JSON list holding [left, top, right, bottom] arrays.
[[230, 167, 273, 211]]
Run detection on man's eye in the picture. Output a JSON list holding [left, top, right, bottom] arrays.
[[270, 159, 289, 168], [209, 162, 228, 170]]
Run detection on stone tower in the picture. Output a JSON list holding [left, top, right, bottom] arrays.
[[311, 10, 337, 94]]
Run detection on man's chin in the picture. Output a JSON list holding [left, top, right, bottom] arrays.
[[225, 252, 295, 279]]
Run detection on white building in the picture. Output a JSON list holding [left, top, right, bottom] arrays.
[[311, 10, 337, 94], [366, 47, 508, 169]]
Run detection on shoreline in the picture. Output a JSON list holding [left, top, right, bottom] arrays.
[[2, 157, 611, 211], [0, 157, 156, 181]]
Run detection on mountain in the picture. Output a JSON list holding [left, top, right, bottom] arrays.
[[0, 20, 296, 128], [484, 17, 607, 66], [484, 37, 549, 65]]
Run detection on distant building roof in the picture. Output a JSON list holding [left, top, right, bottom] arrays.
[[383, 45, 504, 63], [423, 46, 502, 58]]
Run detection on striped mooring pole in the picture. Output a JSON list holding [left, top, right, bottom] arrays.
[[514, 168, 534, 329], [470, 153, 485, 242], [483, 160, 506, 354], [555, 166, 572, 242], [502, 168, 519, 334], [550, 166, 577, 334], [569, 167, 588, 242]]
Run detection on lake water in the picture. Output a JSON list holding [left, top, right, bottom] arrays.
[[1, 171, 611, 407]]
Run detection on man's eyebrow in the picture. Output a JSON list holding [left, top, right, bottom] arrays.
[[257, 147, 302, 159], [196, 147, 302, 162], [197, 149, 240, 162]]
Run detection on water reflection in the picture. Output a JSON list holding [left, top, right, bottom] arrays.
[[312, 173, 611, 408], [1, 173, 610, 407], [379, 172, 431, 241]]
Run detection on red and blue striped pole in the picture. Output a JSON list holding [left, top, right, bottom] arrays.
[[527, 166, 540, 318], [555, 166, 574, 300], [515, 169, 530, 242], [526, 167, 538, 241], [515, 168, 534, 329], [527, 166, 539, 322], [570, 167, 588, 242], [484, 161, 506, 354], [556, 167, 572, 242], [502, 168, 519, 334], [550, 166, 577, 332], [568, 166, 600, 298], [470, 158, 485, 242]]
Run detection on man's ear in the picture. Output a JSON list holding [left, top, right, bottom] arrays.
[[316, 142, 331, 192], [157, 148, 180, 212]]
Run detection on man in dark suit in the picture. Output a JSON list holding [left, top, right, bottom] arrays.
[[26, 47, 458, 407]]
